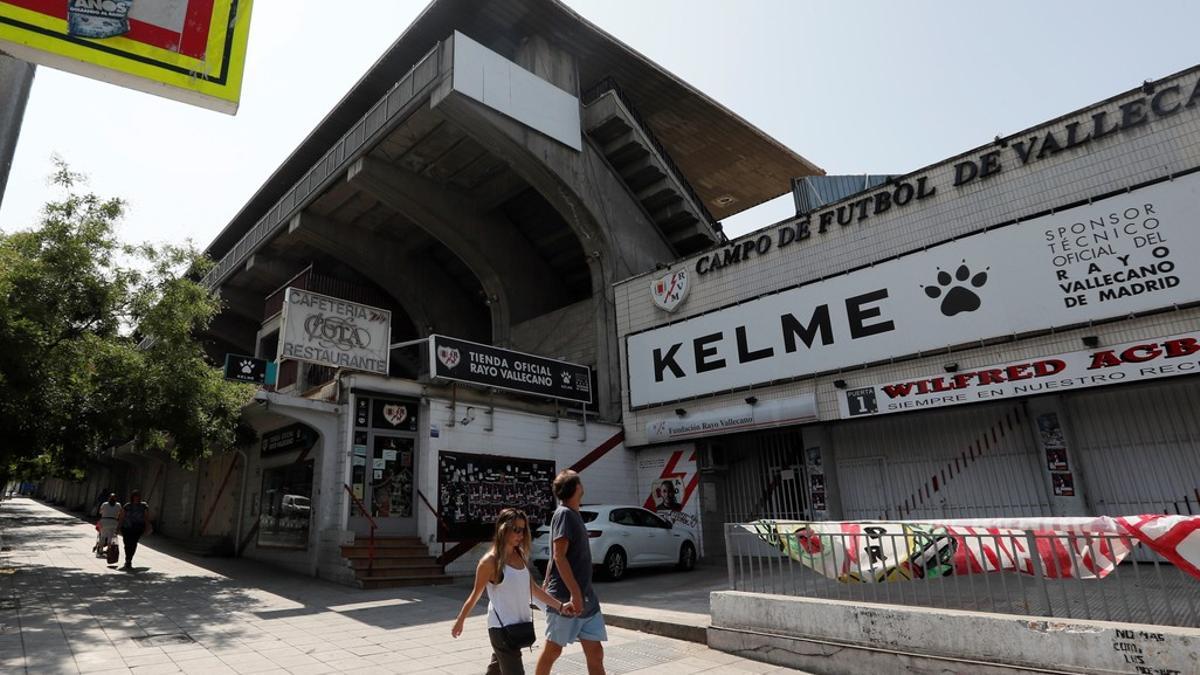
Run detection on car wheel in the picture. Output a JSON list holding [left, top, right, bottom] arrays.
[[677, 541, 697, 571], [603, 547, 627, 581]]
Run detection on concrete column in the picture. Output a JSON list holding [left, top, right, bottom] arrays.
[[1023, 397, 1091, 517], [430, 92, 676, 419], [0, 53, 34, 211], [806, 425, 844, 521], [514, 34, 579, 96]]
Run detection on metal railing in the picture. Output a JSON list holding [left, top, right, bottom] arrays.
[[726, 523, 1200, 628], [416, 488, 452, 558], [581, 76, 724, 242], [344, 483, 377, 572]]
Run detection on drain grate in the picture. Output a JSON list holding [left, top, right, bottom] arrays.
[[131, 633, 194, 647], [0, 598, 18, 610], [557, 637, 689, 674]]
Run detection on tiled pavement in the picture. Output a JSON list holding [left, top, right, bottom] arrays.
[[0, 498, 804, 674]]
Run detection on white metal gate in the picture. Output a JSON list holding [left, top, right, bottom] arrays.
[[1068, 379, 1200, 516], [833, 403, 1052, 520]]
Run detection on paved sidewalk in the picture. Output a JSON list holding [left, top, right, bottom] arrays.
[[0, 498, 803, 674]]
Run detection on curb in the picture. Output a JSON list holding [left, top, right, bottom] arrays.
[[602, 610, 708, 644]]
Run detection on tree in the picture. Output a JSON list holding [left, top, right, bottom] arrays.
[[0, 160, 255, 476]]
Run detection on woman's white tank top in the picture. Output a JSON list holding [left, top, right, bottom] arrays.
[[486, 563, 532, 628]]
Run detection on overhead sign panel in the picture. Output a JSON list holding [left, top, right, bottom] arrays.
[[222, 353, 274, 385], [279, 288, 391, 375], [430, 334, 593, 405], [840, 331, 1200, 419], [645, 395, 817, 443], [449, 31, 581, 151], [626, 172, 1200, 407], [0, 0, 253, 114]]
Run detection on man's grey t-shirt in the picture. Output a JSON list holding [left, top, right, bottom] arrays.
[[545, 505, 600, 617]]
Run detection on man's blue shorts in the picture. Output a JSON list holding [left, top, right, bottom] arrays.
[[545, 610, 607, 646]]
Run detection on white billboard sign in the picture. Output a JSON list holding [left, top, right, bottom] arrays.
[[626, 172, 1200, 407], [645, 395, 817, 443], [840, 331, 1200, 419], [279, 289, 391, 375]]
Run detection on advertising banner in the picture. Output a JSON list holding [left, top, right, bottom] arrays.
[[437, 451, 556, 542], [278, 288, 390, 375], [840, 331, 1200, 418], [645, 395, 817, 443], [627, 172, 1200, 407], [748, 515, 1200, 584], [637, 446, 701, 538], [0, 0, 253, 114], [430, 334, 592, 404]]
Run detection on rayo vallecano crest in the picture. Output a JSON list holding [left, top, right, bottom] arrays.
[[651, 269, 690, 312], [437, 346, 461, 369]]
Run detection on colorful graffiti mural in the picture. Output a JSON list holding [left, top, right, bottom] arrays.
[[750, 515, 1200, 583]]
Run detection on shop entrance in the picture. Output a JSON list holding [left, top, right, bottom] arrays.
[[349, 395, 419, 537]]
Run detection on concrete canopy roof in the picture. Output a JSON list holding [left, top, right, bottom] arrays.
[[205, 0, 821, 262]]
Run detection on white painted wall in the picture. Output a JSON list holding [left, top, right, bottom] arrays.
[[418, 397, 634, 575]]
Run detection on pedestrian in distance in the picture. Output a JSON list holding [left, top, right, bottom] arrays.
[[537, 470, 607, 675], [95, 493, 121, 558], [453, 507, 574, 675], [117, 490, 152, 571]]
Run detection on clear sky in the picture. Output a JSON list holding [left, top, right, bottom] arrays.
[[3, 0, 1199, 249]]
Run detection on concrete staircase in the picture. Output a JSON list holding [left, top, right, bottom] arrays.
[[582, 81, 722, 256], [339, 536, 453, 589]]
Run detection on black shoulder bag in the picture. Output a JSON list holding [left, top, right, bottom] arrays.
[[492, 557, 537, 651]]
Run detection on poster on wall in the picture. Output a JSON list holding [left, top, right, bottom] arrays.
[[839, 330, 1200, 419], [257, 460, 314, 549], [805, 446, 827, 518], [637, 447, 701, 539], [1053, 472, 1076, 497], [437, 451, 556, 541], [629, 173, 1200, 407], [371, 436, 414, 518], [1037, 413, 1071, 473]]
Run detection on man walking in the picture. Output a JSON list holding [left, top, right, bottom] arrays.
[[537, 470, 606, 675], [117, 490, 151, 571]]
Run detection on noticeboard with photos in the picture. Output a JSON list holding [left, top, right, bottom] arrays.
[[437, 451, 556, 541]]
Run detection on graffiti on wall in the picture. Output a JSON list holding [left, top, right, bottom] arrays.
[[750, 515, 1200, 583], [638, 447, 701, 531]]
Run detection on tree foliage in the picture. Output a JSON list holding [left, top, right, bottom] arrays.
[[0, 160, 254, 474]]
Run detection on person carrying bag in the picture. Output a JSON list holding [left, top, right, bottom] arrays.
[[452, 508, 576, 674]]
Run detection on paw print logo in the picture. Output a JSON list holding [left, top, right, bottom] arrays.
[[238, 359, 255, 375], [922, 260, 989, 317]]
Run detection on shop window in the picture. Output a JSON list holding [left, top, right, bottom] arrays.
[[257, 460, 314, 549]]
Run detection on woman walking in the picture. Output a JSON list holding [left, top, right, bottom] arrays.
[[95, 493, 121, 558], [452, 508, 574, 674], [117, 490, 152, 571]]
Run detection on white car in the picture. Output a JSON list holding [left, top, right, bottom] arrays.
[[532, 505, 698, 581], [281, 494, 311, 517]]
